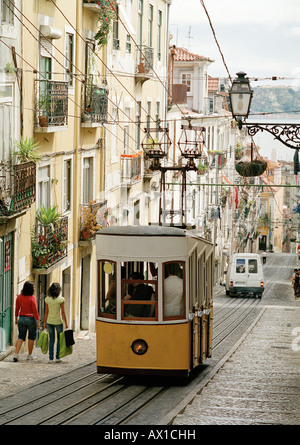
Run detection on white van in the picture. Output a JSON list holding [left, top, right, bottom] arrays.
[[225, 253, 264, 298]]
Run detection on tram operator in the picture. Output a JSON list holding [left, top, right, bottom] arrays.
[[124, 272, 154, 317]]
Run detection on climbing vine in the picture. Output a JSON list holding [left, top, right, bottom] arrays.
[[92, 0, 117, 46]]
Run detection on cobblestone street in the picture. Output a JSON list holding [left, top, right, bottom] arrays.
[[173, 305, 300, 425]]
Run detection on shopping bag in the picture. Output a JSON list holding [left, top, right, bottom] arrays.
[[59, 331, 73, 358], [37, 330, 49, 354], [64, 328, 75, 347]]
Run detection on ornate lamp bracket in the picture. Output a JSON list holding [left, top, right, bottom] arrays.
[[245, 123, 300, 149]]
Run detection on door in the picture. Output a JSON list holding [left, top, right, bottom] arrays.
[[80, 255, 91, 330], [247, 257, 259, 289], [0, 233, 13, 351]]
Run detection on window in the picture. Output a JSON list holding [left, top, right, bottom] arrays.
[[182, 73, 191, 93], [248, 259, 258, 274], [63, 159, 71, 212], [138, 0, 143, 46], [82, 157, 94, 204], [155, 101, 160, 138], [38, 165, 50, 209], [157, 10, 162, 61], [236, 258, 246, 274], [148, 4, 153, 47], [2, 0, 14, 25], [163, 261, 185, 319], [122, 261, 157, 320], [146, 101, 151, 135], [126, 34, 131, 53], [98, 260, 117, 319], [65, 32, 74, 87], [113, 5, 120, 49], [136, 101, 141, 150]]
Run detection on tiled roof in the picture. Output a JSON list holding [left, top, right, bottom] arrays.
[[173, 47, 214, 63]]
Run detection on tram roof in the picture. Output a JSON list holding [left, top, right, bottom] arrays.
[[97, 225, 191, 237]]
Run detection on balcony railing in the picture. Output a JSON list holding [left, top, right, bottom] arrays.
[[32, 216, 68, 269], [81, 75, 108, 126], [135, 46, 153, 84], [0, 161, 36, 217], [121, 151, 142, 184], [35, 79, 68, 131]]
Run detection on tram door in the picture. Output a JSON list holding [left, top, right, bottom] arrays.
[[0, 233, 13, 352]]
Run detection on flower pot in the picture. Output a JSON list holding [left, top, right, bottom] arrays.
[[235, 160, 267, 177], [38, 115, 47, 127], [81, 229, 91, 240]]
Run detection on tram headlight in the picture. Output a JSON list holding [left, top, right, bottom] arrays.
[[131, 339, 148, 355]]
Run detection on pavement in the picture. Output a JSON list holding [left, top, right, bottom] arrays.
[[0, 331, 97, 399]]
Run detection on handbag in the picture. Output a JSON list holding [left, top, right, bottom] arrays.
[[64, 328, 75, 347], [37, 330, 49, 354], [59, 331, 73, 358]]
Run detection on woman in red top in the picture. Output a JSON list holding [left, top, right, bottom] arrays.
[[14, 281, 40, 362]]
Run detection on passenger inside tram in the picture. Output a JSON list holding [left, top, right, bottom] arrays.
[[163, 262, 184, 317], [124, 271, 155, 317]]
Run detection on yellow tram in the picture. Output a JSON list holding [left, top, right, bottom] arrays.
[[95, 225, 214, 377]]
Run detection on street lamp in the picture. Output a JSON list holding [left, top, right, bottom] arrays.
[[229, 72, 253, 129]]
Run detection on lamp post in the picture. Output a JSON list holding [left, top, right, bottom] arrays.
[[229, 71, 300, 149], [229, 72, 253, 130]]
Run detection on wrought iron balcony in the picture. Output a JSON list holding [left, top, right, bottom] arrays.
[[35, 79, 68, 132], [83, 0, 101, 12], [81, 75, 108, 126], [121, 151, 142, 185], [32, 216, 68, 270], [0, 161, 36, 218], [135, 46, 153, 85]]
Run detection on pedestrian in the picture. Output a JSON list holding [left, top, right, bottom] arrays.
[[44, 282, 68, 363], [14, 281, 40, 362], [293, 270, 300, 300]]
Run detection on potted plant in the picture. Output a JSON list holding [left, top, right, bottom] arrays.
[[10, 136, 41, 164], [235, 159, 267, 177], [197, 163, 208, 175], [81, 200, 101, 240], [38, 93, 49, 127], [36, 204, 61, 228]]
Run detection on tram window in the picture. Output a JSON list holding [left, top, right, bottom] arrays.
[[163, 261, 185, 319], [98, 260, 117, 319], [121, 262, 157, 319], [248, 259, 258, 273], [236, 259, 245, 273]]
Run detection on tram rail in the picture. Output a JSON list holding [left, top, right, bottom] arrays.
[[0, 291, 265, 425]]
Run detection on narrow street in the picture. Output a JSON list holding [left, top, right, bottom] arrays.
[[1, 253, 298, 425]]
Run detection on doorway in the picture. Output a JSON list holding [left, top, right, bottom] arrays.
[[0, 233, 13, 351], [80, 255, 91, 330]]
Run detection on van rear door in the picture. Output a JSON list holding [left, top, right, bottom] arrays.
[[235, 258, 247, 287], [247, 257, 260, 289]]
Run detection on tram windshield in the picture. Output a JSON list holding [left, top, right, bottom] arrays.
[[122, 262, 157, 320], [98, 260, 158, 320]]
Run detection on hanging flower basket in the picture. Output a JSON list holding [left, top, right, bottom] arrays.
[[235, 159, 267, 177]]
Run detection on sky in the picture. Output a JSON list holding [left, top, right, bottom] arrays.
[[169, 0, 300, 89], [169, 0, 300, 161]]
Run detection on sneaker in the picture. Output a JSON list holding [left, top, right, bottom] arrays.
[[55, 359, 62, 363], [48, 359, 54, 364], [13, 354, 18, 362], [26, 354, 36, 360]]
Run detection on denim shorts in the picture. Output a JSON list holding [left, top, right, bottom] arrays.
[[18, 316, 37, 341]]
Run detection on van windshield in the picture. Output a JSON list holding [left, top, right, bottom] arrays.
[[248, 259, 258, 273], [236, 259, 245, 273]]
